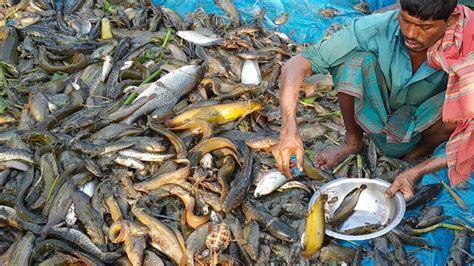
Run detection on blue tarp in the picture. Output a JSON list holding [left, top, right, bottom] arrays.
[[152, 0, 396, 44], [152, 1, 474, 265]]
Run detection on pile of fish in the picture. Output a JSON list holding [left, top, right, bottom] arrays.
[[0, 0, 473, 265]]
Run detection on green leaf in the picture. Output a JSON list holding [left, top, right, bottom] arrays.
[[102, 0, 112, 12], [51, 72, 68, 81], [302, 96, 317, 104], [0, 98, 7, 114], [136, 50, 160, 64]]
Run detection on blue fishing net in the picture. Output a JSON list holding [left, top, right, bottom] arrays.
[[153, 1, 473, 264], [152, 0, 396, 44]]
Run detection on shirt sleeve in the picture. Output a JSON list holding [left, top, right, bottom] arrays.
[[300, 11, 397, 74]]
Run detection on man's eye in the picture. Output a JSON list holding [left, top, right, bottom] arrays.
[[421, 26, 431, 30]]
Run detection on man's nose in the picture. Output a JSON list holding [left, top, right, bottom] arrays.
[[405, 24, 419, 40]]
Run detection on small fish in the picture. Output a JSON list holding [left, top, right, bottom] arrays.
[[214, 0, 240, 27], [242, 199, 298, 242], [199, 153, 213, 169], [120, 60, 134, 71], [277, 181, 312, 194], [131, 207, 184, 264], [241, 60, 261, 85], [327, 196, 339, 205], [245, 135, 279, 152], [331, 184, 367, 226], [176, 31, 223, 46], [415, 206, 444, 228], [133, 159, 190, 193], [0, 149, 33, 164], [274, 31, 291, 43], [168, 43, 188, 62], [114, 156, 145, 170], [415, 215, 450, 229], [371, 237, 394, 265], [243, 220, 260, 260], [392, 228, 438, 249], [386, 232, 408, 264], [222, 143, 253, 212], [90, 43, 116, 61], [274, 12, 289, 25], [101, 55, 113, 82], [65, 204, 77, 227], [406, 183, 442, 210], [319, 245, 356, 263], [254, 170, 287, 197], [447, 230, 470, 266], [8, 232, 35, 266], [319, 7, 339, 17], [341, 223, 383, 235], [0, 26, 19, 69], [353, 2, 371, 14], [160, 6, 184, 31], [118, 150, 174, 162]]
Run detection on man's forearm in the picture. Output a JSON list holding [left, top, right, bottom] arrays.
[[279, 55, 312, 130], [409, 157, 447, 182]]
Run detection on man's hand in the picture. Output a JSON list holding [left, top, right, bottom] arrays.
[[385, 169, 420, 200], [273, 54, 312, 178], [272, 126, 304, 178]]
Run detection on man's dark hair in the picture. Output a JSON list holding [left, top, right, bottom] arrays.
[[400, 0, 458, 21]]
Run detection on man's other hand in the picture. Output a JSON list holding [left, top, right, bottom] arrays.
[[385, 169, 420, 200]]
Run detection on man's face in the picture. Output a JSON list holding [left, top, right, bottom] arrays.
[[398, 10, 448, 52]]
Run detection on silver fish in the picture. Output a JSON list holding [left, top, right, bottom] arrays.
[[90, 43, 116, 60], [254, 170, 287, 198], [114, 155, 146, 170], [101, 55, 113, 82], [214, 0, 240, 27], [241, 60, 261, 85], [65, 204, 77, 227], [118, 149, 174, 162], [176, 31, 223, 46], [124, 65, 205, 124], [274, 31, 291, 43]]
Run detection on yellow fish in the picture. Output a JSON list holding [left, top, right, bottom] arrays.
[[166, 100, 262, 127], [302, 193, 327, 258]]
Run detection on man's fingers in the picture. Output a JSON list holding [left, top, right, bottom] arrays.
[[296, 148, 304, 171], [313, 155, 323, 167], [273, 149, 284, 173], [403, 189, 415, 201], [281, 152, 291, 177], [385, 182, 399, 198]]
